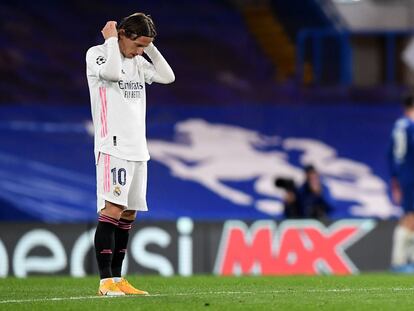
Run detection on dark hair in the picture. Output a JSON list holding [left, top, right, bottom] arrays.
[[117, 13, 157, 40], [403, 94, 414, 110]]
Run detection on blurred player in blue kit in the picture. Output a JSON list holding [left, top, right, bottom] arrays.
[[299, 165, 333, 220], [275, 165, 333, 220], [388, 95, 414, 273], [86, 13, 174, 295]]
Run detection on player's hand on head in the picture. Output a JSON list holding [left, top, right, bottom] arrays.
[[101, 21, 118, 40]]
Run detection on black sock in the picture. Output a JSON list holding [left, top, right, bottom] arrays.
[[111, 218, 134, 277], [94, 214, 119, 279]]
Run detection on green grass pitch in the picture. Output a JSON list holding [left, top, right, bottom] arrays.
[[1, 274, 414, 310]]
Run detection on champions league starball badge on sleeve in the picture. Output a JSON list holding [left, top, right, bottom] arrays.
[[96, 56, 107, 65]]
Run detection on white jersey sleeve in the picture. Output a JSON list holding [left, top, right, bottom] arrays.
[[86, 37, 122, 82], [143, 43, 175, 84]]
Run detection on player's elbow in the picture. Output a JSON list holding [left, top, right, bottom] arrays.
[[164, 69, 176, 84], [165, 72, 175, 84], [155, 72, 175, 84]]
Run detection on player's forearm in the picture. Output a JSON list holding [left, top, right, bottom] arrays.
[[144, 43, 175, 84], [99, 37, 122, 82]]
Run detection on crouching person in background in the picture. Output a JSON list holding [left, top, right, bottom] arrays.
[[275, 165, 333, 221]]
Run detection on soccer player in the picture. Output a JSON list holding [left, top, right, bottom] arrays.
[[86, 13, 175, 295], [388, 95, 414, 273]]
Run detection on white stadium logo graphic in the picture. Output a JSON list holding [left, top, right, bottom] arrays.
[[148, 118, 398, 218]]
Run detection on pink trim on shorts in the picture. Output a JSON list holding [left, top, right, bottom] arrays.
[[103, 154, 110, 193]]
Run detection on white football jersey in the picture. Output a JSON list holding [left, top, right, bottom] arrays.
[[86, 38, 156, 163]]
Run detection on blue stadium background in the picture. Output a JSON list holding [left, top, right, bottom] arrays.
[[0, 0, 410, 223]]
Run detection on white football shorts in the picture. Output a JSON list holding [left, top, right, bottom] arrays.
[[96, 152, 148, 212]]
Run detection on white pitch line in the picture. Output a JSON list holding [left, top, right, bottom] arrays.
[[1, 287, 414, 304]]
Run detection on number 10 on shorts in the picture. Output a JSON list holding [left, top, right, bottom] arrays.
[[111, 168, 127, 186]]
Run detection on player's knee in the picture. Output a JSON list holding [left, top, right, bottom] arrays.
[[101, 201, 125, 219], [121, 210, 137, 220]]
